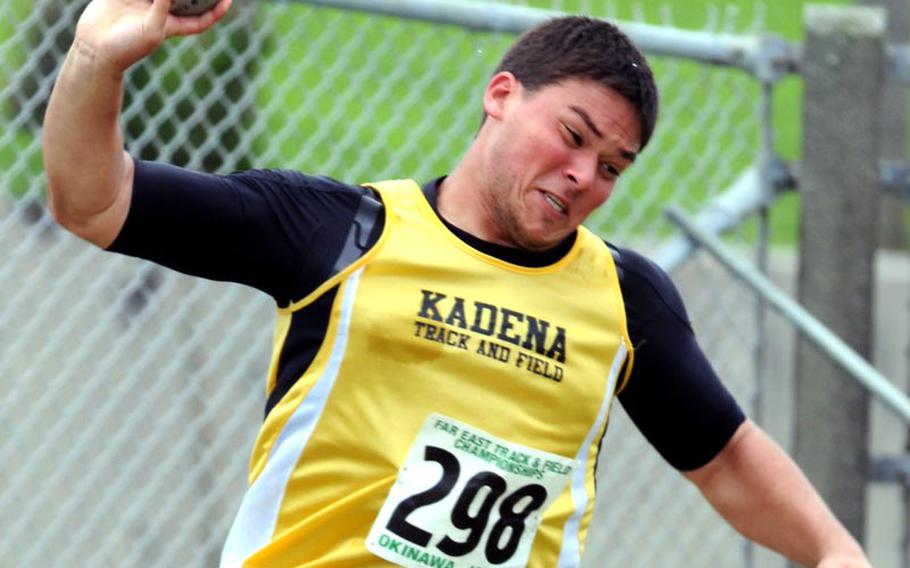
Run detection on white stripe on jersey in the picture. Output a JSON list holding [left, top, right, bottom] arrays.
[[557, 342, 628, 568], [219, 268, 364, 568]]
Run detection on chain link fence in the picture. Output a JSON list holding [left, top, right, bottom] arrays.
[[0, 0, 775, 565]]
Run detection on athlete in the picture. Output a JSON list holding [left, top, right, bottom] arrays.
[[43, 1, 871, 567]]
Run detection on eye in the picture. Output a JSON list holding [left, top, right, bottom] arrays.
[[562, 123, 582, 147], [600, 162, 621, 179]]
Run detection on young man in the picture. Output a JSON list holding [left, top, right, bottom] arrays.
[[43, 1, 871, 566]]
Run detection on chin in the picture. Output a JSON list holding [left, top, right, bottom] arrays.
[[506, 218, 569, 251], [527, 226, 571, 250], [517, 234, 560, 252]]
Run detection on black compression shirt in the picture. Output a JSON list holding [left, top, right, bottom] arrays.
[[109, 160, 745, 471]]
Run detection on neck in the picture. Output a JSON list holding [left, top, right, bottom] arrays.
[[437, 147, 500, 244]]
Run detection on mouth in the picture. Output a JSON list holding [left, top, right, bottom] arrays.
[[542, 191, 568, 216]]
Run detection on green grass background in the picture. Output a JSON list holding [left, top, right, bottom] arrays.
[[0, 0, 43, 200], [254, 0, 856, 246], [7, 0, 902, 247], [544, 0, 862, 246]]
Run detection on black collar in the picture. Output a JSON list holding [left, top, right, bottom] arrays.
[[421, 177, 577, 268]]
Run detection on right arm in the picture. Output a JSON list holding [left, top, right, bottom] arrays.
[[110, 163, 383, 305], [614, 245, 745, 470], [612, 246, 868, 566], [42, 0, 231, 247]]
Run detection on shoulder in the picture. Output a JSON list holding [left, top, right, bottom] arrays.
[[604, 241, 692, 331], [227, 169, 369, 196], [223, 169, 381, 229]]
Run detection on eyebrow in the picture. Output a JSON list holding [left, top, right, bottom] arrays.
[[570, 105, 638, 163], [570, 106, 602, 138]]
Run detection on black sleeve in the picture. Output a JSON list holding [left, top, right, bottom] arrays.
[[613, 245, 747, 471], [108, 160, 374, 306]]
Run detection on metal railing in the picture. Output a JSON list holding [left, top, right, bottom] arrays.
[[668, 207, 910, 425]]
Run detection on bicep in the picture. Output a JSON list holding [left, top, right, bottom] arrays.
[[619, 323, 745, 471], [107, 161, 360, 304], [612, 247, 745, 471]]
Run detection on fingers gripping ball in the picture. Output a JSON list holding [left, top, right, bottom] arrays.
[[169, 0, 221, 16]]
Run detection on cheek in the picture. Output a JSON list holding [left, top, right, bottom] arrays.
[[512, 117, 565, 160], [576, 185, 613, 218], [523, 135, 569, 170]]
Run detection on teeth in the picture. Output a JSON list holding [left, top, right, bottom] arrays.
[[544, 193, 566, 213]]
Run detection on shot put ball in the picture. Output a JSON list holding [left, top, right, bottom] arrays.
[[169, 0, 221, 16]]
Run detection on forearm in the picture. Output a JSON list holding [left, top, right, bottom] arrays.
[[43, 35, 132, 246], [42, 0, 232, 247], [685, 420, 867, 567]]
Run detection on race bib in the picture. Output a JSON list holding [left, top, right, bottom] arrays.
[[367, 414, 575, 568]]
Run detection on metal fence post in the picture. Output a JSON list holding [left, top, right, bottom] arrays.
[[860, 0, 908, 249], [795, 5, 886, 543]]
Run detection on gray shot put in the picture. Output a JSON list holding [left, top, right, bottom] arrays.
[[170, 0, 221, 16]]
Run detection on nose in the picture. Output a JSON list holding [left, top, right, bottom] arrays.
[[564, 153, 597, 192]]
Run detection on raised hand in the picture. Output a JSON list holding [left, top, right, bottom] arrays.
[[73, 0, 232, 73]]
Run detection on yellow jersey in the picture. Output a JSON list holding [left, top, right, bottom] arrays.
[[220, 179, 632, 568]]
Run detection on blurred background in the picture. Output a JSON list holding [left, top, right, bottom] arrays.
[[0, 0, 907, 566]]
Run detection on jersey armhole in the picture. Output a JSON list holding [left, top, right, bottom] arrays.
[[281, 189, 386, 313], [615, 337, 635, 395], [605, 242, 635, 396], [331, 189, 383, 275]]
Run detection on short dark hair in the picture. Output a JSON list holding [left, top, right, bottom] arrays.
[[493, 16, 659, 149]]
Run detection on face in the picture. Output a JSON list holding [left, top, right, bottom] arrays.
[[477, 74, 642, 251]]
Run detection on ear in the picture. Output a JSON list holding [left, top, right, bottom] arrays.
[[482, 72, 520, 121]]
